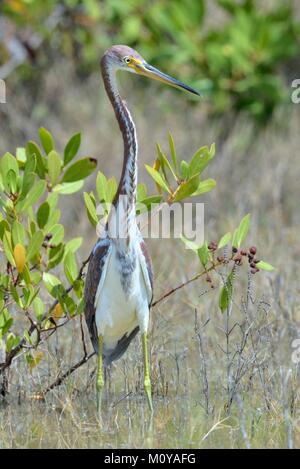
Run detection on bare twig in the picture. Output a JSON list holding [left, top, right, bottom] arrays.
[[194, 309, 211, 414], [42, 352, 95, 396]]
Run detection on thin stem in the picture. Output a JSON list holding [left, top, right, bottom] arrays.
[[152, 259, 226, 308]]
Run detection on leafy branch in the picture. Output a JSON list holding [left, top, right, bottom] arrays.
[[0, 129, 274, 399]]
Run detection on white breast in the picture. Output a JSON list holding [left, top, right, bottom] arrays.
[[94, 242, 150, 351]]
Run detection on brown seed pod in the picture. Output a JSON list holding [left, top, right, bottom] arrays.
[[240, 249, 247, 256], [249, 246, 257, 255], [234, 254, 242, 263], [232, 247, 238, 253]]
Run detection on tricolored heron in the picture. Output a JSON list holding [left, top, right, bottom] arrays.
[[84, 45, 199, 412]]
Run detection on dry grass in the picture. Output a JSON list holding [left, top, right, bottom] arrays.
[[0, 60, 300, 448]]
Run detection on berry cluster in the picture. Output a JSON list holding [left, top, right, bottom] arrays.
[[232, 245, 260, 273], [207, 241, 261, 274]]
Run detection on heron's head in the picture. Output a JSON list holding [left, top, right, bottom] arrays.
[[101, 45, 200, 96]]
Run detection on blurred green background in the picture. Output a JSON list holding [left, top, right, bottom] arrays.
[[1, 0, 299, 123]]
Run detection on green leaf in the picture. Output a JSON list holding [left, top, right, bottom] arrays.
[[83, 192, 98, 227], [26, 351, 44, 370], [27, 231, 44, 261], [0, 308, 13, 335], [96, 171, 107, 202], [63, 295, 76, 316], [198, 243, 210, 267], [17, 180, 46, 212], [168, 132, 178, 173], [47, 193, 58, 210], [180, 234, 199, 250], [76, 298, 85, 315], [22, 285, 38, 308], [136, 195, 162, 214], [219, 271, 234, 313], [48, 244, 65, 269], [64, 133, 81, 166], [10, 284, 22, 307], [26, 141, 46, 178], [0, 152, 19, 179], [106, 178, 117, 203], [62, 158, 97, 182], [180, 160, 189, 179], [232, 229, 239, 249], [47, 150, 61, 186], [156, 144, 177, 180], [29, 271, 41, 285], [39, 127, 54, 154], [64, 237, 83, 257], [42, 272, 62, 296], [218, 232, 232, 250], [235, 214, 251, 248], [189, 144, 215, 177], [16, 147, 27, 164], [21, 265, 32, 286], [6, 332, 20, 353], [256, 261, 275, 272], [137, 183, 147, 202], [64, 251, 78, 284], [0, 220, 10, 240], [49, 224, 64, 245], [7, 169, 17, 194], [145, 165, 171, 194], [21, 171, 36, 199], [12, 221, 25, 246], [33, 296, 45, 321], [173, 174, 200, 201], [44, 208, 60, 232], [3, 231, 15, 266], [192, 178, 216, 196], [53, 180, 84, 194], [37, 202, 50, 229], [24, 149, 36, 174]]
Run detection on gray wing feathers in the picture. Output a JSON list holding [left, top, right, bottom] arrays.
[[84, 240, 110, 356]]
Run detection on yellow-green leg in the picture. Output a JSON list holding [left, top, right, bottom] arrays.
[[142, 332, 153, 413], [96, 335, 104, 413]]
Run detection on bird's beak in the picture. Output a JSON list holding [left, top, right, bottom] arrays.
[[134, 61, 200, 96]]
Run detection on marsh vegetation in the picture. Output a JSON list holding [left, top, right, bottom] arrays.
[[1, 0, 300, 449]]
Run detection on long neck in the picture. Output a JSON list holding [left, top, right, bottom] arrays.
[[101, 59, 138, 246], [101, 60, 138, 206]]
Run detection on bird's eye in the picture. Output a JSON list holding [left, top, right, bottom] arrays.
[[124, 57, 131, 64]]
